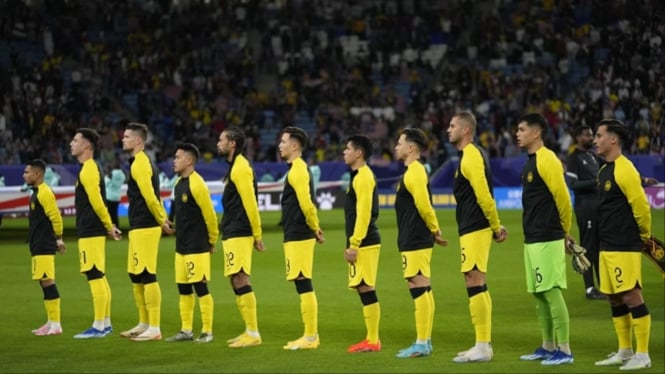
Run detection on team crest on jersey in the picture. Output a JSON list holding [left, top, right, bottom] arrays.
[[604, 180, 611, 191], [181, 193, 188, 203], [527, 172, 533, 183]]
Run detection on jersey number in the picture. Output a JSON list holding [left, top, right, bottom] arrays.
[[614, 266, 623, 284], [225, 252, 234, 268], [186, 261, 195, 277], [81, 250, 87, 264], [534, 267, 543, 284], [349, 264, 356, 278], [402, 255, 407, 270]]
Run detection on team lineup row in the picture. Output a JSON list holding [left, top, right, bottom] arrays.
[[24, 113, 653, 370]]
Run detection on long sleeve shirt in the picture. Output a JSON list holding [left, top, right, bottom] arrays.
[[281, 157, 320, 242], [395, 161, 440, 251], [454, 143, 501, 236], [76, 159, 113, 238], [29, 182, 63, 255], [127, 151, 166, 229], [173, 171, 219, 253], [597, 155, 651, 251], [220, 154, 262, 240], [521, 147, 572, 243], [345, 164, 380, 249]]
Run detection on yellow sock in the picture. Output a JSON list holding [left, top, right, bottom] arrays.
[[44, 299, 60, 323], [470, 291, 492, 342], [179, 294, 195, 332], [144, 282, 161, 327], [427, 289, 435, 340], [300, 291, 318, 337], [414, 292, 431, 341], [103, 277, 112, 320], [89, 278, 108, 322], [199, 294, 214, 333], [238, 292, 258, 332], [613, 314, 633, 350], [132, 283, 148, 324], [363, 302, 380, 344], [633, 314, 651, 353]]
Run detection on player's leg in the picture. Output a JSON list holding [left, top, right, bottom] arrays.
[[194, 280, 214, 343], [32, 255, 62, 335], [283, 239, 319, 350], [122, 230, 148, 337], [396, 249, 432, 358]]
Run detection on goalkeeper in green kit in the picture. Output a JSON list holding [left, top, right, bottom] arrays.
[[515, 113, 575, 366]]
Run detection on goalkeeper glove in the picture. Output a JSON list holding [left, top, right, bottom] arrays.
[[566, 239, 592, 274]]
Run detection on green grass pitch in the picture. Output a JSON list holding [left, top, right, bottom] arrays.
[[0, 209, 663, 373]]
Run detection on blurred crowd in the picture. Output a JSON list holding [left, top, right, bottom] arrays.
[[0, 0, 663, 172]]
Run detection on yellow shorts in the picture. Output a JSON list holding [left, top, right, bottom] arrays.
[[175, 252, 211, 284], [284, 239, 316, 280], [32, 255, 55, 281], [599, 251, 642, 295], [222, 236, 254, 277], [348, 244, 381, 288], [402, 248, 432, 279], [78, 236, 106, 273], [459, 228, 492, 273], [127, 227, 162, 275]]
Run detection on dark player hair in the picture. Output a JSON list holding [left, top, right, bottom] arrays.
[[518, 113, 549, 136], [346, 134, 373, 160], [224, 126, 246, 153], [597, 119, 631, 146], [400, 127, 428, 152], [27, 159, 47, 173], [574, 125, 592, 137], [75, 128, 100, 151], [281, 126, 308, 150], [175, 142, 200, 161], [126, 122, 149, 141]]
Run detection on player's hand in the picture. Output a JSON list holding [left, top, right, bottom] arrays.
[[254, 239, 265, 252], [56, 239, 66, 254], [107, 226, 122, 240], [493, 226, 508, 243], [315, 229, 325, 244], [209, 245, 216, 254], [433, 230, 448, 247], [162, 220, 175, 235], [564, 234, 576, 255], [344, 248, 358, 265]]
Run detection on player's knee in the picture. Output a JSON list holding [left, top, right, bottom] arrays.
[[85, 266, 104, 281], [230, 272, 249, 289], [295, 278, 313, 294], [409, 286, 428, 299], [177, 283, 193, 295], [359, 290, 378, 305], [42, 283, 60, 300], [39, 278, 55, 288], [193, 281, 209, 297]]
